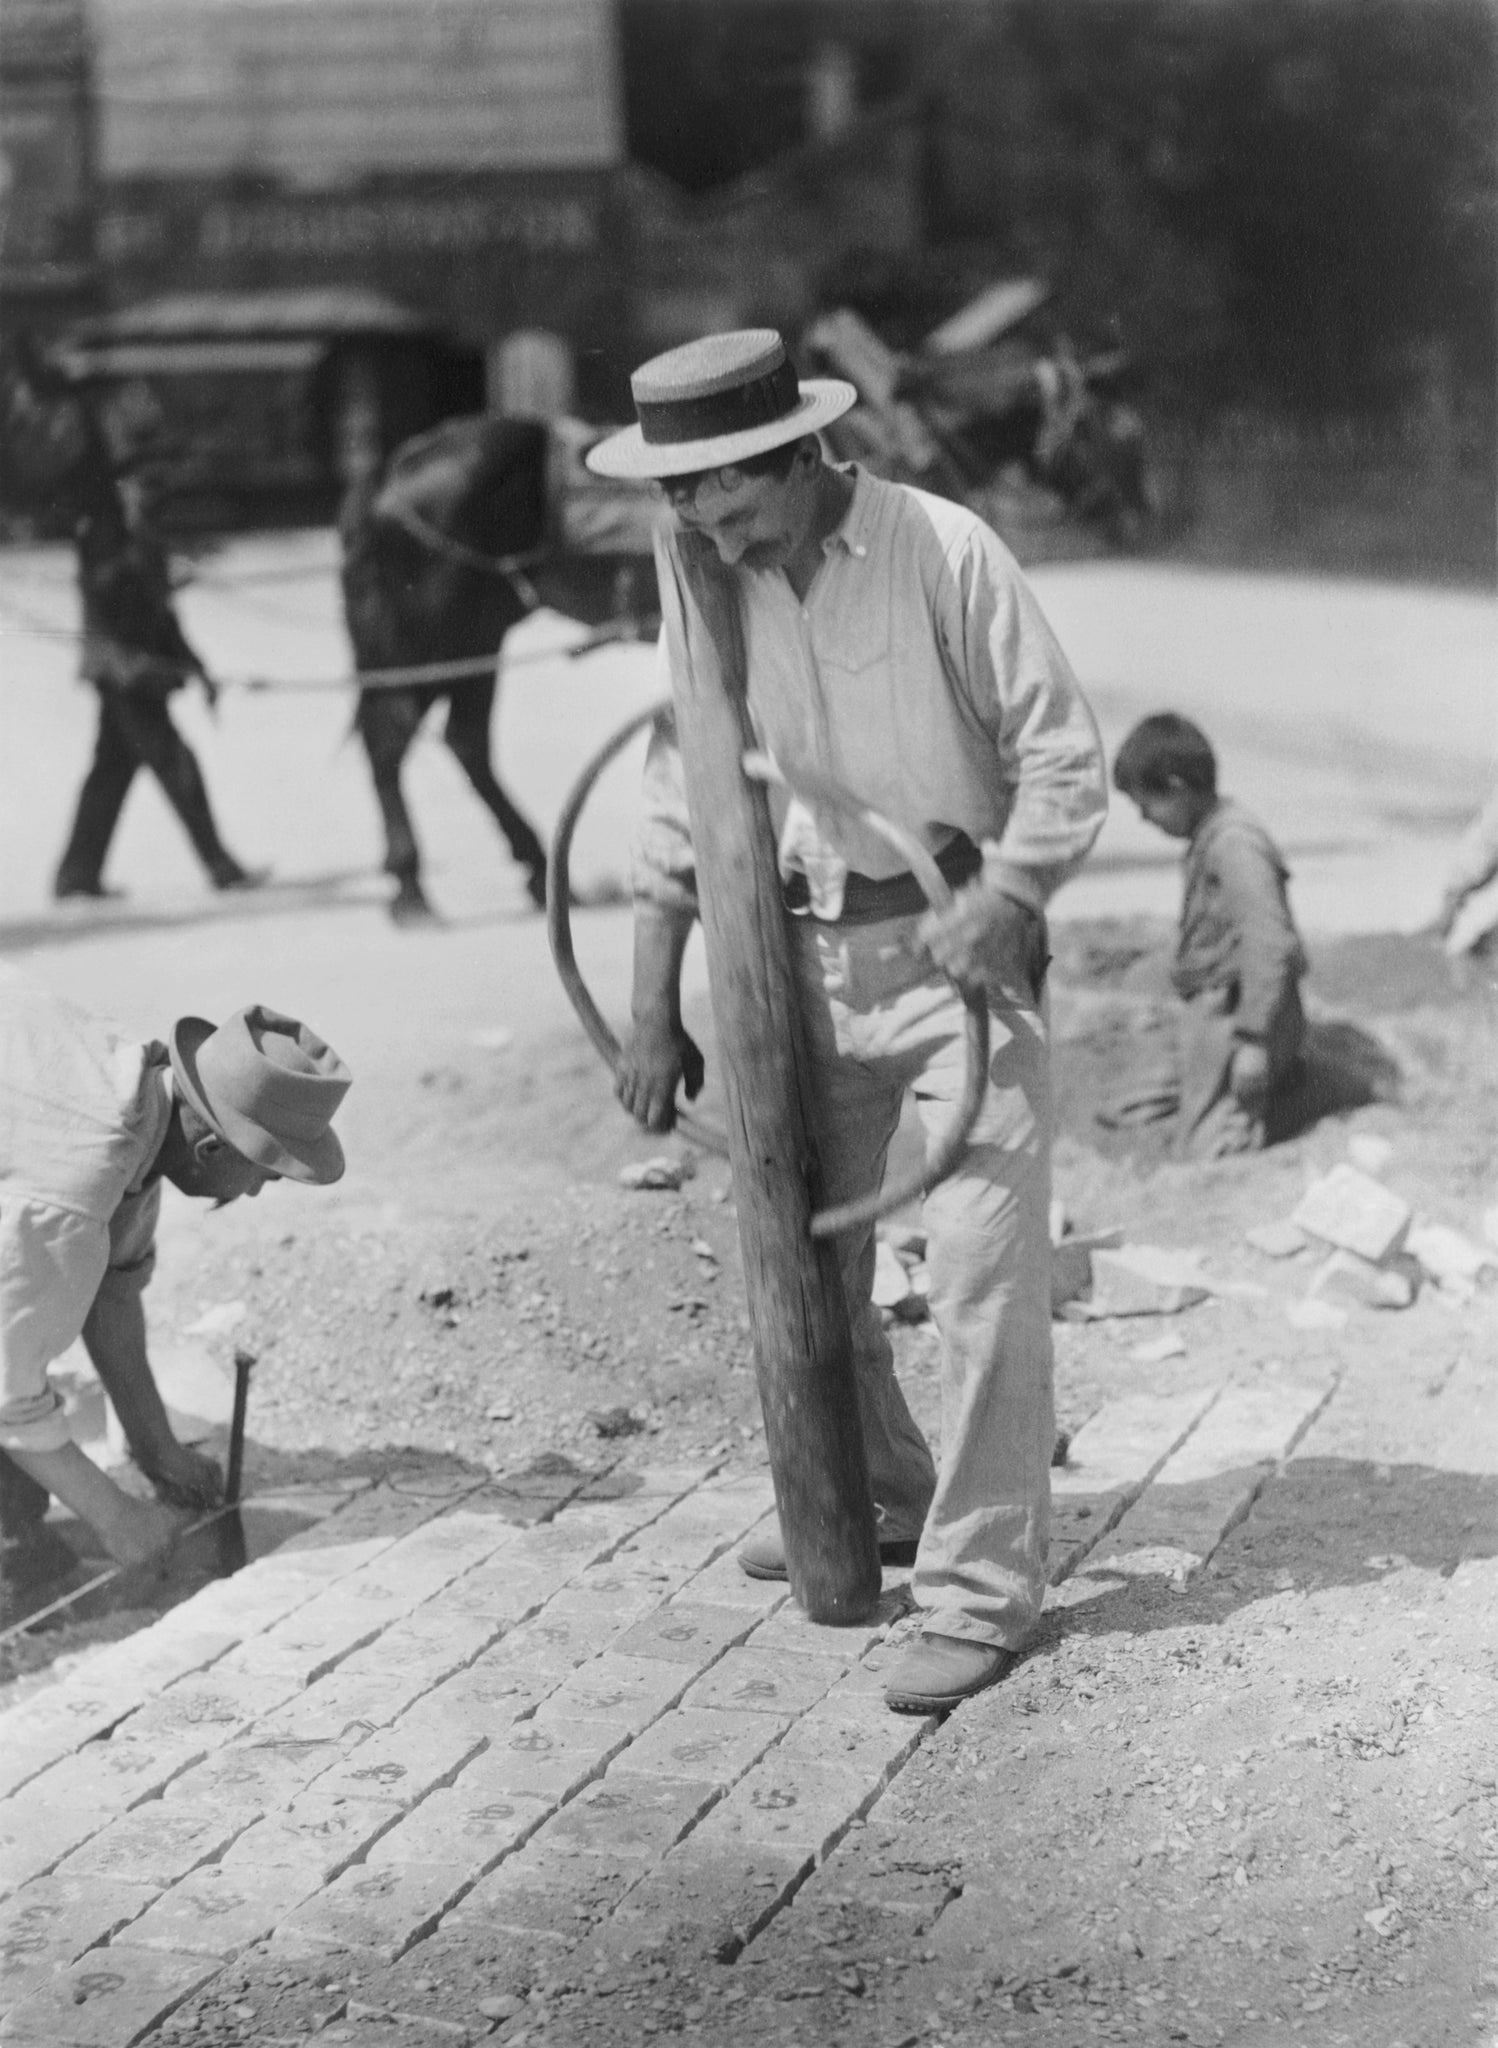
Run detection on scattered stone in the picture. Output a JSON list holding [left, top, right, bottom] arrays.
[[184, 1300, 247, 1337], [588, 1405, 646, 1439], [1129, 1330, 1188, 1362], [1291, 1165, 1411, 1263], [1311, 1250, 1416, 1311], [1286, 1297, 1350, 1331], [479, 1993, 526, 2020], [620, 1156, 693, 1191], [1347, 1133, 1394, 1175], [1407, 1221, 1496, 1287], [1070, 1250, 1208, 1320], [1245, 1219, 1309, 1259], [690, 1239, 718, 1263], [1105, 1243, 1214, 1289], [1050, 1239, 1093, 1315], [873, 1241, 916, 1309], [471, 1026, 515, 1051]]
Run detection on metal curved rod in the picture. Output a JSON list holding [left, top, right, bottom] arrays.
[[546, 700, 729, 1157], [546, 700, 990, 1239], [741, 752, 990, 1240]]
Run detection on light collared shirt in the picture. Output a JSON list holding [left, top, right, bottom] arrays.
[[0, 968, 170, 1454], [635, 465, 1107, 919]]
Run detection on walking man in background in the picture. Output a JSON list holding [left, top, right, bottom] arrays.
[[52, 460, 265, 901], [588, 330, 1107, 1712]]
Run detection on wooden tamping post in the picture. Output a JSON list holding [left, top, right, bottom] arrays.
[[656, 527, 880, 1625]]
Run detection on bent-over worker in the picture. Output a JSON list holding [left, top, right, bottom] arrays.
[[587, 330, 1107, 1714], [0, 969, 350, 1588]]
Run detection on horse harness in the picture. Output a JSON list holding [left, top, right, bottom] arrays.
[[383, 499, 548, 612]]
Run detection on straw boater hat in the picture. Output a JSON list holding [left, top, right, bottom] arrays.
[[585, 329, 857, 481], [170, 1005, 352, 1185]]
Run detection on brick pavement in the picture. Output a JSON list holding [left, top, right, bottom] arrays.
[[0, 1369, 1347, 2045]]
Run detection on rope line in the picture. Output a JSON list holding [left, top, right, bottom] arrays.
[[0, 610, 655, 692]]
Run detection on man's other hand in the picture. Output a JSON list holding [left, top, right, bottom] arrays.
[[616, 1018, 705, 1133], [918, 884, 1045, 1007], [101, 1493, 187, 1570], [137, 1441, 225, 1512]]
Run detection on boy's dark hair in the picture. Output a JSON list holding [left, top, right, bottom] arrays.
[[1113, 713, 1218, 797]]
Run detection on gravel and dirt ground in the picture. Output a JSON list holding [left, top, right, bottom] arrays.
[[1, 538, 1495, 2045]]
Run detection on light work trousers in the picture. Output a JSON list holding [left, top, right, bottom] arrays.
[[789, 908, 1054, 1652]]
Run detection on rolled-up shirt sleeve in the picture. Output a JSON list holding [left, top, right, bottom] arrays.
[[0, 1203, 110, 1455], [0, 1184, 160, 1456], [956, 528, 1108, 895], [632, 694, 699, 917]]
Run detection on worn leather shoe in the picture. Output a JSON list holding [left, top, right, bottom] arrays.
[[883, 1633, 1017, 1714], [211, 862, 271, 892], [53, 877, 125, 902], [737, 1525, 919, 1582]]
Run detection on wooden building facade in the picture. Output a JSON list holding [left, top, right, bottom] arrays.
[[56, 0, 629, 413]]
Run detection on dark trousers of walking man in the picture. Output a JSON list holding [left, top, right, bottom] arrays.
[[54, 685, 254, 898]]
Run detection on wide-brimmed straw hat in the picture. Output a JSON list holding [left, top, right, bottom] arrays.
[[585, 329, 856, 481], [170, 1005, 351, 1185]]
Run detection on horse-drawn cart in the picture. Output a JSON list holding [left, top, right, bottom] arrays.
[[55, 287, 485, 529], [802, 281, 1150, 552]]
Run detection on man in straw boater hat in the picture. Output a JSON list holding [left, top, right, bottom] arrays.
[[0, 968, 351, 1592], [588, 330, 1108, 1713]]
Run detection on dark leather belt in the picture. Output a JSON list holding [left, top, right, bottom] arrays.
[[782, 835, 984, 924]]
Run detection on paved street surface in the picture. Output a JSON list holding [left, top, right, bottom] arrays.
[[6, 1346, 1490, 2047]]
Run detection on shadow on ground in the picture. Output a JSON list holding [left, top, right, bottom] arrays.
[[0, 1444, 608, 1690], [0, 869, 380, 955], [1034, 1453, 1498, 1663], [1050, 925, 1486, 1168]]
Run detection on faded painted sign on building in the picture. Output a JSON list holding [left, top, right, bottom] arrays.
[[0, 0, 94, 309]]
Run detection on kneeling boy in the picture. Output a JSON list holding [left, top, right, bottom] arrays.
[[1111, 713, 1307, 1157]]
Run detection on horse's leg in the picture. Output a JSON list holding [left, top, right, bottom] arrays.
[[358, 688, 435, 924], [442, 676, 549, 908]]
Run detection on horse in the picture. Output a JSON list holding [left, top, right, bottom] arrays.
[[339, 415, 658, 925], [0, 337, 259, 897]]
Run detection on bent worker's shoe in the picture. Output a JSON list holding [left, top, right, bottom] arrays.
[[882, 1633, 1018, 1715], [737, 1526, 920, 1582]]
